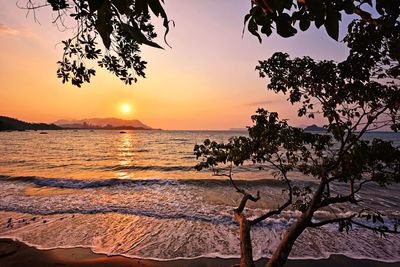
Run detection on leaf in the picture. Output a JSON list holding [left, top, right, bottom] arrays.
[[248, 19, 262, 43], [299, 18, 310, 31], [272, 0, 285, 13], [244, 13, 251, 24], [147, 0, 171, 48], [315, 17, 324, 29], [133, 0, 147, 15], [87, 0, 105, 13], [283, 0, 292, 10], [95, 0, 112, 49], [343, 1, 355, 14], [261, 25, 272, 36], [112, 0, 131, 15], [148, 0, 164, 16], [275, 13, 297, 38], [324, 9, 341, 41], [121, 22, 163, 49]]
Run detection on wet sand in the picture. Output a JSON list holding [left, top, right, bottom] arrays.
[[0, 238, 399, 267]]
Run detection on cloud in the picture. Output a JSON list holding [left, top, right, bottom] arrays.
[[0, 23, 20, 36], [0, 23, 39, 40], [245, 99, 277, 107]]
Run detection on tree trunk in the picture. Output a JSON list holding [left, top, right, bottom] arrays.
[[265, 216, 308, 267], [266, 175, 326, 267], [235, 212, 256, 267]]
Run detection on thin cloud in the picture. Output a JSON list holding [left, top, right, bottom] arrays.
[[245, 99, 276, 107], [0, 23, 20, 36], [0, 23, 39, 40]]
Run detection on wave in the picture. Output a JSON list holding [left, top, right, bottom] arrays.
[[0, 175, 181, 189], [0, 204, 237, 225], [0, 175, 293, 189], [100, 164, 272, 172], [1, 235, 400, 263], [1, 211, 399, 263], [103, 165, 194, 172]]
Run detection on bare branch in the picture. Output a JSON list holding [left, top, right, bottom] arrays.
[[350, 219, 400, 234], [250, 163, 293, 225], [308, 214, 356, 228], [235, 191, 261, 214], [249, 198, 290, 226]]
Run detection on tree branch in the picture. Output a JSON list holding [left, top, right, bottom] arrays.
[[308, 214, 356, 228], [350, 219, 400, 234], [249, 160, 293, 225], [235, 191, 261, 214]]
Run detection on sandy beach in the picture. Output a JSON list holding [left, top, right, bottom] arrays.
[[0, 238, 399, 267]]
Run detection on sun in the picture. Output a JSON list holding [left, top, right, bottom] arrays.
[[121, 104, 131, 114]]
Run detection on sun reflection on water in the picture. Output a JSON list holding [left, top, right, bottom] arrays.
[[116, 132, 135, 179]]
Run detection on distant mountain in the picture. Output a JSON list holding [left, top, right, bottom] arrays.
[[0, 116, 62, 131], [304, 124, 326, 132], [54, 118, 153, 130], [229, 128, 247, 131]]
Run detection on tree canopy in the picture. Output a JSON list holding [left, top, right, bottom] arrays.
[[247, 0, 399, 41], [22, 0, 399, 86], [194, 1, 400, 267], [23, 0, 171, 87], [20, 1, 400, 267]]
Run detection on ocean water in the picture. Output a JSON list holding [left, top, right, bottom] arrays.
[[0, 130, 399, 262]]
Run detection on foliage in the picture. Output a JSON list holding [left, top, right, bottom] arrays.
[[23, 0, 170, 87], [195, 3, 400, 265], [23, 1, 399, 87], [195, 78, 399, 267], [18, 1, 400, 264], [246, 0, 399, 41]]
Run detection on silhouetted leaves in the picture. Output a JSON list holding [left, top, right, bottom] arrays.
[[47, 0, 68, 10], [245, 0, 399, 44], [39, 0, 170, 86], [299, 18, 310, 31], [95, 0, 112, 49], [324, 9, 341, 40], [196, 1, 400, 244]]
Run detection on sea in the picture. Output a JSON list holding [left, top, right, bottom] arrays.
[[0, 130, 399, 262]]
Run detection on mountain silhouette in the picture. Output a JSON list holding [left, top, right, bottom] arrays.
[[54, 118, 152, 129], [0, 116, 62, 131]]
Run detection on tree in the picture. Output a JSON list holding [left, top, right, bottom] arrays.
[[20, 1, 400, 266], [22, 0, 399, 86], [246, 0, 399, 41], [195, 8, 400, 267], [21, 0, 171, 87]]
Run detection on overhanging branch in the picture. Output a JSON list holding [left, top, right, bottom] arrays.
[[308, 214, 356, 228]]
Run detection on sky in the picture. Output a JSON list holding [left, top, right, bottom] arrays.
[[0, 1, 350, 130]]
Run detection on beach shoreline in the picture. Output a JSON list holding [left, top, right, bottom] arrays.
[[0, 238, 399, 267]]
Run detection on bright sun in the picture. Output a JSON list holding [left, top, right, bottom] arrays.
[[121, 104, 131, 114]]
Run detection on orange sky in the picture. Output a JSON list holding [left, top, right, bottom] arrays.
[[0, 1, 350, 130]]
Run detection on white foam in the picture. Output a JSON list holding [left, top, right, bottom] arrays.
[[0, 175, 399, 263], [1, 210, 399, 263]]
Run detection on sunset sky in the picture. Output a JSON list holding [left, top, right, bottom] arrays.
[[0, 1, 350, 130]]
